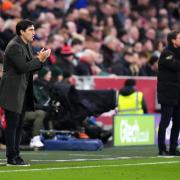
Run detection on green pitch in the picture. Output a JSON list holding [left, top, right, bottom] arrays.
[[0, 145, 180, 180]]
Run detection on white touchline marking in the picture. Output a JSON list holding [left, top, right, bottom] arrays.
[[68, 154, 111, 157], [0, 156, 175, 163], [31, 156, 142, 162], [21, 152, 49, 155], [31, 155, 179, 162], [0, 161, 180, 173]]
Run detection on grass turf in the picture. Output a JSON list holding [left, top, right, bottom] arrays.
[[0, 145, 180, 180]]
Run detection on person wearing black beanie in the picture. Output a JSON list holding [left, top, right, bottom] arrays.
[[51, 66, 63, 83]]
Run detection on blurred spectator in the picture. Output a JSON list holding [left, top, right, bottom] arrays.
[[76, 8, 93, 35], [34, 67, 52, 109], [75, 49, 96, 76], [144, 53, 159, 76], [111, 51, 133, 76], [1, 0, 179, 78], [57, 44, 77, 75], [117, 79, 147, 114], [51, 65, 63, 83], [0, 19, 17, 50], [101, 35, 123, 71], [71, 38, 84, 56], [1, 0, 180, 146], [33, 67, 52, 130], [1, 0, 13, 12]]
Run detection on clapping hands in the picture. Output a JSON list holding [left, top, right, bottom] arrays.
[[37, 48, 51, 62]]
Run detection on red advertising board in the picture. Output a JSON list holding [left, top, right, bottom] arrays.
[[94, 76, 157, 113], [75, 76, 158, 127]]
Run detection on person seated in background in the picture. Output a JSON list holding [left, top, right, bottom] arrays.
[[50, 72, 115, 143], [23, 109, 46, 149], [117, 79, 148, 114], [51, 71, 88, 131], [50, 65, 63, 84], [33, 67, 53, 130], [23, 68, 52, 148], [56, 44, 77, 76]]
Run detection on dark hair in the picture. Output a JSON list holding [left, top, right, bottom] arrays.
[[38, 67, 50, 78], [63, 71, 72, 79], [16, 20, 34, 36], [149, 55, 159, 65], [124, 79, 136, 87], [167, 30, 180, 45]]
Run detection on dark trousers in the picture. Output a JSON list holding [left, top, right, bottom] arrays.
[[4, 109, 25, 159], [158, 104, 180, 152]]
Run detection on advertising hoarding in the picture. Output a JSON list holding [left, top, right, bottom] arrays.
[[114, 115, 155, 146]]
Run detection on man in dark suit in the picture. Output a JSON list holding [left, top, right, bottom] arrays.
[[0, 20, 51, 165], [157, 30, 180, 156]]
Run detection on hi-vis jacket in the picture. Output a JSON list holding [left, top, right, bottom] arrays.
[[117, 92, 144, 114]]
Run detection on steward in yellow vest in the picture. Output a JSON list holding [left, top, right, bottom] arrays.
[[117, 79, 147, 114]]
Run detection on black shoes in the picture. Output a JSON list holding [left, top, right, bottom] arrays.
[[158, 150, 169, 156], [7, 156, 30, 166], [169, 150, 180, 156], [158, 150, 180, 156], [6, 158, 17, 166]]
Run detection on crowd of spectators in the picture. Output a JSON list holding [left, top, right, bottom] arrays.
[[0, 0, 180, 147], [0, 0, 179, 78]]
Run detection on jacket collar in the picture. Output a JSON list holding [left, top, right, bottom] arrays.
[[15, 36, 32, 60], [14, 35, 27, 46], [167, 44, 178, 53]]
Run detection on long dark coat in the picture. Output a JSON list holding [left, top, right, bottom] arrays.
[[0, 36, 42, 113], [157, 45, 180, 105]]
